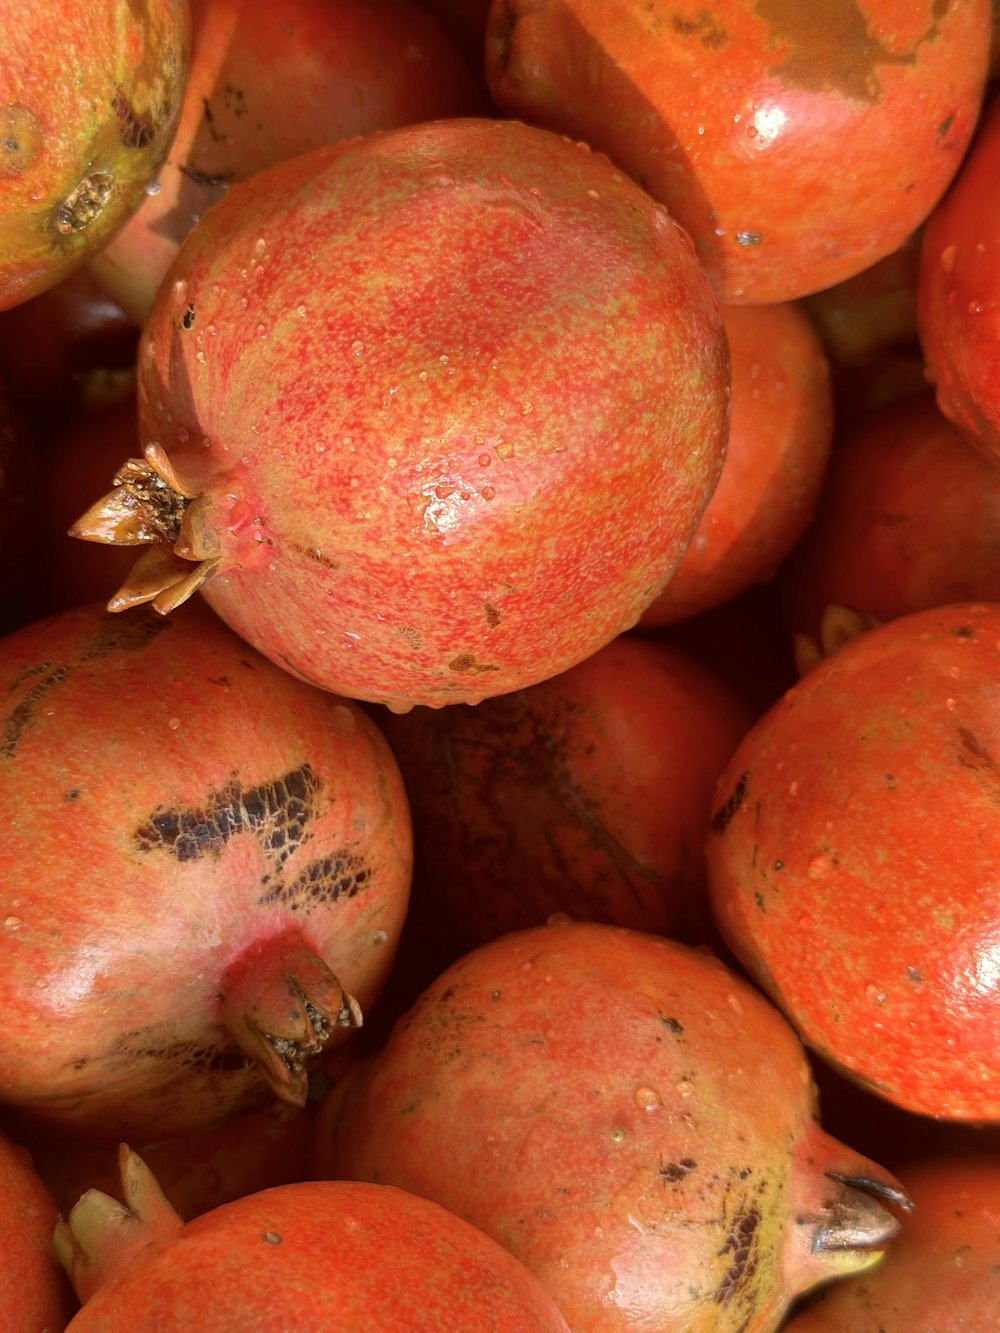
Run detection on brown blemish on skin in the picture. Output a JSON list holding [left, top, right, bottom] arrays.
[[671, 10, 729, 48], [754, 0, 938, 103], [715, 1191, 762, 1308], [1, 665, 68, 758], [483, 603, 502, 627], [660, 1157, 697, 1182], [55, 171, 114, 234], [710, 770, 748, 834], [111, 88, 157, 149], [956, 727, 1000, 791], [0, 104, 43, 178], [448, 653, 499, 675], [258, 849, 371, 912], [134, 763, 322, 866], [397, 626, 423, 650]]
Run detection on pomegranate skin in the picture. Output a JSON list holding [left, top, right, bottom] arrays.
[[317, 920, 911, 1333], [60, 1176, 572, 1331], [0, 1130, 77, 1331], [86, 117, 729, 710], [706, 603, 1000, 1121], [0, 602, 411, 1139]]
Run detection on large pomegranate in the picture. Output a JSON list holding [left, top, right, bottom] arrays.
[[485, 0, 990, 303], [0, 601, 411, 1139], [316, 919, 912, 1333], [0, 0, 189, 310], [71, 117, 730, 710], [55, 1152, 572, 1330], [706, 602, 1000, 1121]]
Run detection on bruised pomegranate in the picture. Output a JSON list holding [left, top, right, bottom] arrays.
[[92, 0, 487, 323], [71, 117, 730, 710], [55, 1151, 572, 1330], [784, 1154, 1000, 1330], [316, 919, 912, 1332], [0, 0, 189, 310], [0, 602, 410, 1139], [706, 602, 1000, 1121]]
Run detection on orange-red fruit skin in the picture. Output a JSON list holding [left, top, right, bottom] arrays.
[[706, 602, 1000, 1121], [0, 1130, 76, 1330]]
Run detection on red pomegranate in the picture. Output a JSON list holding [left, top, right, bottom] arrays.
[[0, 1128, 76, 1330], [92, 0, 487, 323], [316, 919, 912, 1333], [379, 632, 752, 960], [55, 1152, 572, 1330], [485, 0, 990, 303], [0, 601, 411, 1139], [706, 602, 1000, 1121], [784, 1154, 1000, 1330], [70, 117, 730, 710], [0, 0, 189, 310]]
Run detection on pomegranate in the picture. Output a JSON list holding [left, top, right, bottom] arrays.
[[782, 391, 1000, 663], [91, 0, 487, 324], [70, 117, 730, 710], [0, 1128, 77, 1330], [0, 0, 189, 310], [640, 299, 833, 627], [706, 602, 1000, 1121], [379, 633, 752, 961], [55, 1151, 572, 1330], [918, 91, 1000, 460], [485, 0, 991, 303], [784, 1154, 1000, 1330], [0, 601, 411, 1139], [316, 919, 912, 1333]]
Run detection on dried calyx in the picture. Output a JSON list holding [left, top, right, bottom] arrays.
[[70, 442, 219, 613]]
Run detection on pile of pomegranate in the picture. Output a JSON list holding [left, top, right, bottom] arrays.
[[1, 1, 997, 1328]]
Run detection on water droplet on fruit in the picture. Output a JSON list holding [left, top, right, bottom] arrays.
[[351, 340, 364, 357], [865, 984, 887, 1005], [807, 853, 834, 879], [195, 351, 207, 365], [726, 992, 743, 1016], [477, 453, 490, 467], [675, 1079, 694, 1098], [633, 1085, 661, 1111], [172, 279, 188, 304], [296, 305, 306, 318], [143, 179, 161, 196], [4, 916, 23, 930], [481, 486, 496, 500], [168, 718, 181, 730], [256, 323, 268, 339], [495, 441, 513, 460], [940, 245, 957, 272]]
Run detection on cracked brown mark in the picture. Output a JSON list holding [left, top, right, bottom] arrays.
[[2, 665, 69, 758], [754, 0, 940, 104], [710, 770, 748, 834], [78, 613, 172, 662], [292, 543, 339, 571], [483, 602, 502, 628], [134, 763, 322, 865], [55, 171, 114, 234], [397, 626, 423, 650], [258, 849, 371, 912], [660, 1157, 697, 1182], [448, 653, 499, 675], [956, 727, 1000, 791], [0, 104, 42, 178], [715, 1192, 762, 1308], [111, 88, 157, 149], [671, 9, 729, 47]]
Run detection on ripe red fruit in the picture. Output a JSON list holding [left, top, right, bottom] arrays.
[[640, 299, 833, 627], [92, 0, 487, 323], [0, 0, 189, 310], [55, 1152, 573, 1331], [379, 633, 752, 958], [783, 1154, 1000, 1330], [316, 919, 912, 1333], [918, 92, 1000, 459], [71, 117, 730, 710], [706, 602, 1000, 1120], [0, 1129, 76, 1330], [0, 602, 411, 1139], [485, 0, 991, 303]]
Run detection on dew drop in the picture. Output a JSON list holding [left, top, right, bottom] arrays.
[[807, 853, 834, 879], [167, 717, 181, 730], [495, 441, 513, 460], [675, 1079, 694, 1098], [633, 1085, 661, 1111], [143, 179, 162, 196], [726, 992, 743, 1016], [255, 323, 268, 339], [940, 244, 957, 272], [478, 453, 491, 467], [351, 340, 364, 357], [481, 485, 496, 500], [4, 916, 23, 930], [865, 983, 887, 1005]]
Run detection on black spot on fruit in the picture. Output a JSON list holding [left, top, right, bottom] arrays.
[[2, 665, 69, 757], [134, 763, 322, 865], [257, 850, 371, 912], [710, 770, 748, 834]]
